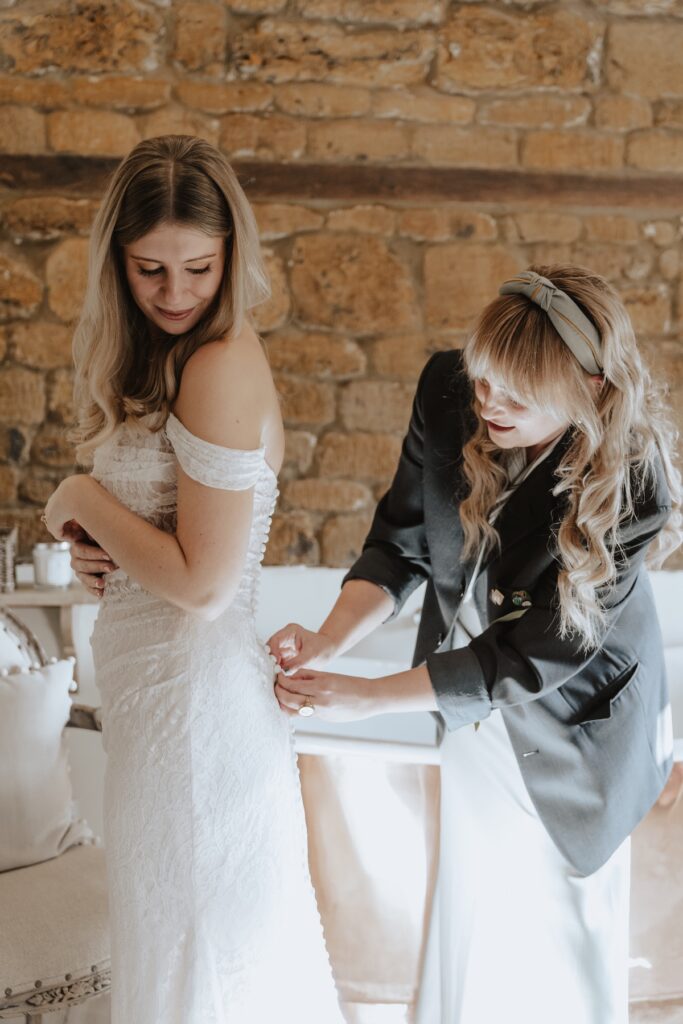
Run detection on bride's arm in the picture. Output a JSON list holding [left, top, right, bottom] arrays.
[[46, 334, 272, 620], [47, 473, 253, 620]]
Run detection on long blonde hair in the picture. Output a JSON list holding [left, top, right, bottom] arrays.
[[71, 134, 269, 462], [460, 263, 682, 650]]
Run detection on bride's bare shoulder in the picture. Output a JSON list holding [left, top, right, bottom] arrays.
[[174, 323, 275, 446], [183, 322, 269, 380]]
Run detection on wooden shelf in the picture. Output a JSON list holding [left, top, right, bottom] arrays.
[[0, 584, 99, 607]]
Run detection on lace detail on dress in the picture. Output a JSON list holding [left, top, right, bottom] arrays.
[[90, 414, 279, 609], [87, 413, 343, 1023], [166, 413, 266, 491]]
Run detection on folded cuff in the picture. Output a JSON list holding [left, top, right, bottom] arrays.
[[426, 645, 492, 731]]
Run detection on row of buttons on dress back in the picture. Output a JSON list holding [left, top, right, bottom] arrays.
[[258, 491, 279, 557]]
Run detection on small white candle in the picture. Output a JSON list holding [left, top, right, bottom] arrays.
[[32, 542, 73, 588]]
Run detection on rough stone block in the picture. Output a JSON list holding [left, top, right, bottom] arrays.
[[0, 464, 19, 504], [275, 376, 336, 427], [71, 76, 170, 111], [0, 251, 43, 322], [0, 2, 162, 75], [371, 334, 454, 381], [254, 203, 324, 240], [172, 1, 227, 74], [3, 197, 98, 241], [479, 95, 590, 129], [176, 80, 272, 114], [292, 0, 445, 26], [47, 368, 75, 423], [48, 110, 140, 157], [627, 131, 683, 173], [264, 511, 319, 565], [251, 248, 290, 333], [0, 367, 45, 426], [232, 19, 435, 87], [326, 206, 395, 236], [397, 209, 497, 242], [140, 107, 220, 147], [436, 7, 602, 92], [594, 94, 652, 132], [622, 286, 672, 336], [283, 478, 371, 513], [425, 244, 522, 330], [282, 430, 317, 476], [308, 120, 409, 162], [291, 235, 419, 334], [583, 215, 639, 245], [372, 88, 474, 124], [30, 426, 76, 468], [321, 512, 374, 567], [266, 331, 366, 379], [46, 238, 89, 324], [221, 113, 306, 160], [19, 470, 60, 507], [9, 321, 73, 370], [522, 131, 624, 172], [607, 22, 683, 100], [339, 380, 415, 432], [316, 432, 402, 481], [273, 83, 371, 118], [0, 106, 46, 154], [412, 125, 518, 168], [508, 212, 582, 244]]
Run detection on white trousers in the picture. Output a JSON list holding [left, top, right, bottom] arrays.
[[415, 709, 630, 1024]]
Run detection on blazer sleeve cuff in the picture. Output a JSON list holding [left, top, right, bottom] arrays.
[[426, 646, 492, 730], [342, 547, 425, 621]]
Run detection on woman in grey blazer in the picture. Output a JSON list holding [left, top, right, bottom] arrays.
[[270, 265, 681, 1024]]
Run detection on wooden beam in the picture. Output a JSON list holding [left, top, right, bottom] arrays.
[[0, 155, 681, 210]]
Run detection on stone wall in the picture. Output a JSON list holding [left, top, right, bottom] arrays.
[[0, 0, 681, 567]]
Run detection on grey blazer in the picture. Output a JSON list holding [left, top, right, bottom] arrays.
[[344, 350, 673, 876]]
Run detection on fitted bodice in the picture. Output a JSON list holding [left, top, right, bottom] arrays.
[[91, 412, 279, 617]]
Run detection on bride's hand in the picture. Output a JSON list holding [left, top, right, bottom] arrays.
[[267, 623, 337, 673], [43, 476, 88, 540], [68, 528, 118, 599]]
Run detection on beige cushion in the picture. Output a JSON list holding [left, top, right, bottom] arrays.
[[0, 843, 109, 1003], [0, 659, 93, 872]]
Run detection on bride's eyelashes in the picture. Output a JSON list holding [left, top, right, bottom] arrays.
[[137, 265, 212, 278]]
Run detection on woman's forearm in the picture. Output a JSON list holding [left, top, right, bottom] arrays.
[[318, 579, 395, 656], [373, 664, 438, 714], [72, 478, 214, 614]]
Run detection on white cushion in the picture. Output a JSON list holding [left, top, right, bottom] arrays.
[[0, 660, 93, 872], [0, 844, 109, 1005]]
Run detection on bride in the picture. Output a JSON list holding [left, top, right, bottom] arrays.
[[43, 134, 344, 1024]]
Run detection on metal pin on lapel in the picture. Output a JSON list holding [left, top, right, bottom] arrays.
[[490, 588, 504, 606]]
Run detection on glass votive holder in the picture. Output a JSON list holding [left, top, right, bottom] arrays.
[[32, 541, 73, 588]]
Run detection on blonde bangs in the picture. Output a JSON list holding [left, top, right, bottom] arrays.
[[464, 295, 588, 420]]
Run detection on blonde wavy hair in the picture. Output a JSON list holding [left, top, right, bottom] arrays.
[[460, 263, 682, 651], [71, 134, 269, 462]]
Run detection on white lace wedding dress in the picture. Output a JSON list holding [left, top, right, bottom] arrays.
[[89, 412, 344, 1024]]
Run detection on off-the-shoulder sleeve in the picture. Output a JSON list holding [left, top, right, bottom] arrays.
[[166, 413, 264, 491]]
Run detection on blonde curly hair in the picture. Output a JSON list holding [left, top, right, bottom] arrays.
[[460, 263, 682, 650]]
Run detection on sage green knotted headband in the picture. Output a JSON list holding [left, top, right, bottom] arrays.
[[499, 270, 604, 375]]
